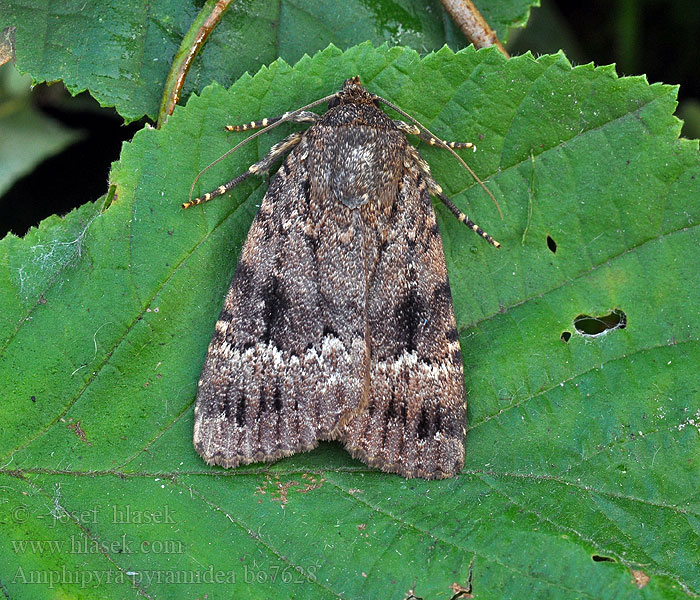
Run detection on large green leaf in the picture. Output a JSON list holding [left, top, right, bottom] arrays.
[[0, 0, 534, 123], [1, 44, 699, 599]]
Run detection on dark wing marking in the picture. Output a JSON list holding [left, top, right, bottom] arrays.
[[341, 167, 466, 479], [193, 136, 370, 468]]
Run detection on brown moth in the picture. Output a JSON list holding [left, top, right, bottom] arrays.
[[187, 77, 499, 479]]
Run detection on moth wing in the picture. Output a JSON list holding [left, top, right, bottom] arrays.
[[341, 169, 466, 479], [193, 145, 369, 468]]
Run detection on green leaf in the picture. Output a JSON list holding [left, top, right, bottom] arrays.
[[1, 44, 699, 598], [0, 0, 534, 122], [0, 68, 82, 198]]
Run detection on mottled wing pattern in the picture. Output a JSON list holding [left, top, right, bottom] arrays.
[[341, 165, 466, 479], [194, 79, 471, 479], [193, 137, 370, 467]]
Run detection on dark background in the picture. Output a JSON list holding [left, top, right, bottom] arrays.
[[1, 0, 698, 238]]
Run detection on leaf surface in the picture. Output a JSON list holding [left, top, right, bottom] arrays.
[[0, 0, 534, 122], [1, 44, 699, 599]]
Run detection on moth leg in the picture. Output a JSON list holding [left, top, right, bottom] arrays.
[[248, 131, 305, 174], [226, 110, 319, 132], [184, 132, 303, 209], [393, 120, 474, 150], [405, 145, 500, 248]]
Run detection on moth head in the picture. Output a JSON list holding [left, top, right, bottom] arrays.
[[328, 76, 381, 109]]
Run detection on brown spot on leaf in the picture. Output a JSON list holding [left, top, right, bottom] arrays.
[[67, 421, 91, 446], [297, 473, 325, 493], [449, 581, 473, 599], [631, 569, 650, 589], [255, 474, 324, 506]]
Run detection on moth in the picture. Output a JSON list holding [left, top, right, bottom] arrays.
[[187, 77, 499, 479]]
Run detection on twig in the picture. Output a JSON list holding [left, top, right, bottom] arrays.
[[157, 0, 234, 128], [440, 0, 509, 57], [0, 26, 16, 66]]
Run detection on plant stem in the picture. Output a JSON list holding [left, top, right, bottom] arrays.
[[157, 0, 234, 128]]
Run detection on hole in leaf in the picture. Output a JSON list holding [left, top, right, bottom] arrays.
[[561, 331, 571, 343], [546, 235, 557, 253], [574, 309, 627, 336], [592, 554, 616, 563]]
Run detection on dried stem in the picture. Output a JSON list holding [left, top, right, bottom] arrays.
[[0, 26, 16, 67], [440, 0, 509, 57], [157, 0, 234, 128]]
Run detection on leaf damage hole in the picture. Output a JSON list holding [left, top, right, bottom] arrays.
[[574, 309, 627, 337], [561, 331, 571, 343], [546, 235, 557, 253], [592, 554, 616, 563]]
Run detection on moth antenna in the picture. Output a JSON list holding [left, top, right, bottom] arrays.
[[188, 92, 338, 206], [378, 97, 503, 220]]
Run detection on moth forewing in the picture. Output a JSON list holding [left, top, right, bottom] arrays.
[[189, 77, 499, 479]]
